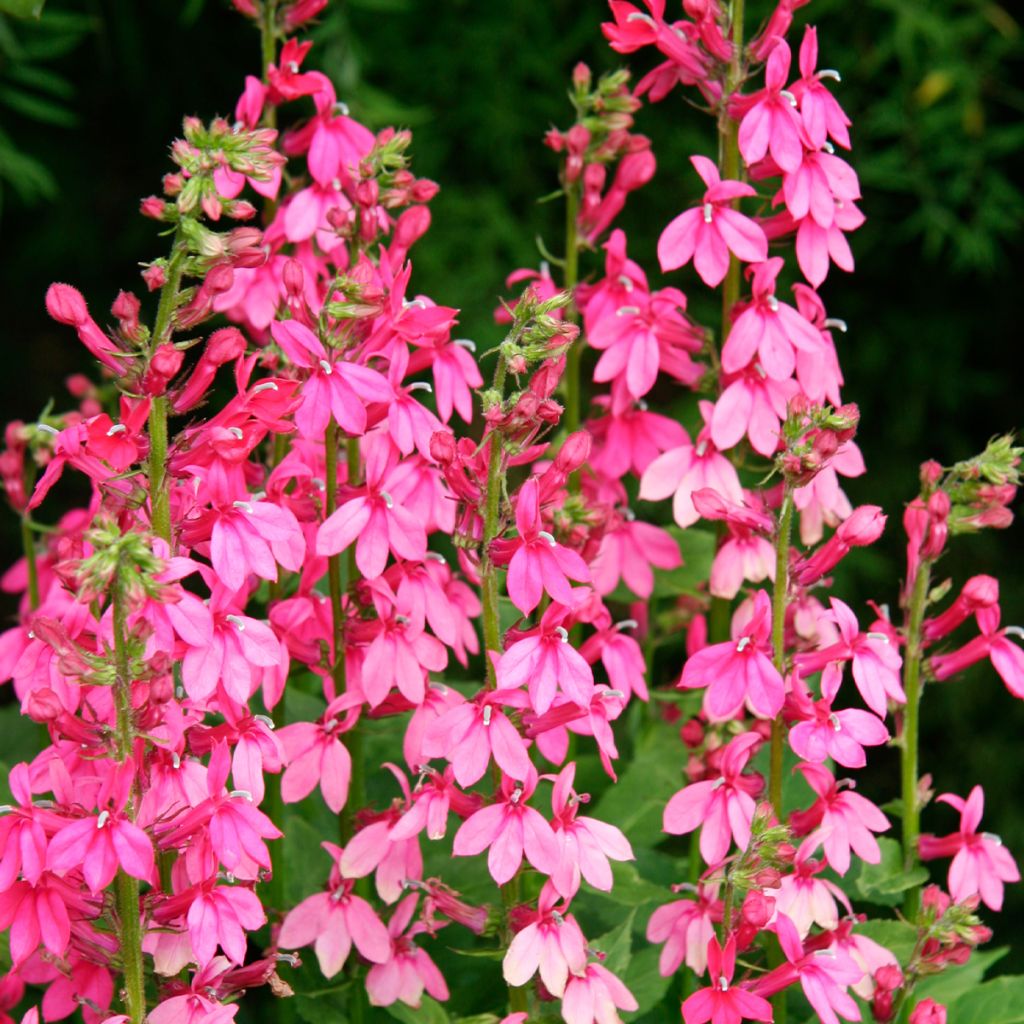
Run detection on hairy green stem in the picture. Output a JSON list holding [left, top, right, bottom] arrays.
[[148, 235, 187, 546], [20, 514, 39, 610], [901, 561, 932, 920], [562, 182, 582, 444], [112, 571, 146, 1024], [769, 490, 793, 813]]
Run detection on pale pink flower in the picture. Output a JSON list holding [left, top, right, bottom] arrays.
[[658, 156, 768, 287], [646, 884, 722, 976], [771, 848, 850, 937], [561, 963, 638, 1024], [919, 786, 1020, 911], [502, 882, 587, 997], [278, 699, 354, 814], [663, 732, 763, 865], [589, 517, 681, 601], [452, 770, 560, 885], [208, 499, 305, 593]]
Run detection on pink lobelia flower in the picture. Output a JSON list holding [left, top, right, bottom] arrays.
[[679, 589, 785, 721], [771, 846, 850, 937], [148, 993, 239, 1024], [490, 477, 590, 616], [589, 515, 682, 601], [789, 763, 890, 875], [681, 935, 773, 1024], [548, 762, 634, 897], [277, 695, 356, 814], [639, 401, 744, 529], [663, 732, 764, 866], [786, 675, 889, 770], [929, 603, 1024, 699], [737, 39, 804, 172], [497, 604, 595, 714], [207, 499, 305, 594], [918, 786, 1020, 911], [646, 883, 722, 977], [721, 257, 825, 383], [502, 881, 587, 997], [658, 156, 769, 287], [0, 872, 80, 966], [316, 431, 428, 579], [268, 319, 393, 439], [0, 763, 50, 889], [452, 769, 560, 885], [186, 883, 266, 966], [561, 962, 638, 1024], [790, 26, 851, 151], [711, 361, 799, 458], [278, 842, 392, 977]]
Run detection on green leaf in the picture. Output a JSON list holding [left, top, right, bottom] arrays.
[[650, 528, 716, 600], [385, 994, 450, 1024], [0, 0, 45, 18], [597, 861, 675, 907], [854, 838, 929, 906], [591, 909, 636, 978], [852, 919, 918, 964], [945, 976, 1024, 1023], [623, 944, 672, 1015]]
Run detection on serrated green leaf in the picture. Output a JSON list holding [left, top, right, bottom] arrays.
[[0, 0, 45, 18], [853, 837, 929, 905], [945, 975, 1024, 1023], [591, 908, 636, 978], [853, 919, 918, 964], [385, 994, 450, 1024], [649, 528, 716, 600], [914, 947, 1008, 1005], [623, 944, 672, 1015]]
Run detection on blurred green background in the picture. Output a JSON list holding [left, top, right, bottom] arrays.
[[0, 0, 1022, 971]]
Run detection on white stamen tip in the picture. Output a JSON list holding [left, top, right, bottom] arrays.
[[618, 275, 635, 291], [409, 381, 433, 393], [829, 713, 842, 732], [736, 636, 752, 652], [482, 706, 493, 726], [233, 500, 254, 513], [616, 305, 641, 317], [37, 423, 59, 435], [96, 810, 110, 828], [627, 11, 656, 25], [226, 614, 246, 631], [780, 89, 798, 107], [229, 790, 254, 802], [380, 490, 394, 509], [455, 338, 477, 352], [228, 427, 244, 439], [106, 424, 127, 437], [255, 714, 275, 729], [818, 69, 842, 82], [822, 142, 836, 155], [319, 359, 333, 374], [538, 531, 557, 547], [253, 381, 279, 393], [425, 551, 446, 563], [866, 631, 890, 644], [767, 295, 780, 312], [983, 832, 1003, 846], [1003, 626, 1024, 640], [555, 626, 569, 642], [703, 202, 714, 224], [719, 977, 729, 992], [823, 318, 848, 333], [287, 61, 300, 73], [335, 101, 350, 116], [616, 619, 639, 631]]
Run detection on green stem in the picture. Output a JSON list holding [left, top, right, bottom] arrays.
[[901, 560, 932, 920], [112, 571, 146, 1024], [260, 0, 279, 85], [562, 182, 582, 442], [20, 514, 39, 610], [324, 417, 344, 682], [769, 490, 793, 814], [148, 234, 187, 546]]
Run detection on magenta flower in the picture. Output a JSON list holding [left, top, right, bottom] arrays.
[[491, 477, 590, 616], [787, 676, 889, 769], [663, 732, 763, 865], [711, 362, 798, 457], [930, 604, 1024, 699], [186, 883, 266, 966], [658, 156, 768, 287], [738, 38, 804, 172], [681, 935, 772, 1024], [278, 699, 354, 813], [589, 517, 682, 600], [0, 873, 78, 966], [679, 590, 785, 721], [269, 319, 393, 439], [791, 26, 852, 151], [789, 763, 890, 875], [316, 432, 428, 579], [0, 763, 50, 889], [721, 257, 825, 382], [452, 770, 560, 885], [919, 786, 1020, 910], [772, 848, 850, 936], [498, 604, 595, 714], [502, 882, 587, 997], [208, 499, 305, 593]]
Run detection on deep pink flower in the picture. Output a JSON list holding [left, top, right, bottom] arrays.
[[681, 935, 772, 1024], [919, 786, 1020, 910], [278, 699, 355, 814], [738, 39, 804, 172], [786, 676, 889, 769], [679, 590, 785, 721], [658, 156, 768, 287], [791, 26, 851, 150], [187, 884, 266, 966]]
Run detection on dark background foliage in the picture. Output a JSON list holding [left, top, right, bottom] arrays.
[[1, 0, 1023, 974]]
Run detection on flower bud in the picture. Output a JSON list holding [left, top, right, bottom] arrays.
[[430, 430, 456, 466], [140, 195, 167, 220], [45, 283, 88, 326], [909, 999, 946, 1024], [740, 889, 774, 927], [837, 505, 886, 546], [572, 62, 592, 91], [142, 265, 167, 291], [679, 718, 704, 748], [207, 327, 247, 365]]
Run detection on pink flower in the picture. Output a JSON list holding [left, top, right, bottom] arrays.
[[791, 26, 851, 151], [909, 999, 947, 1024], [721, 257, 824, 382], [278, 845, 391, 977], [711, 362, 798, 457], [452, 770, 560, 885], [589, 517, 682, 601], [786, 676, 889, 769], [208, 499, 305, 593], [0, 873, 77, 965], [738, 39, 804, 172], [681, 935, 772, 1024], [919, 786, 1020, 911], [929, 606, 1024, 698], [663, 732, 763, 865], [789, 763, 890, 875], [278, 700, 354, 814], [640, 402, 744, 529], [498, 605, 595, 714], [771, 849, 850, 937], [679, 590, 785, 721], [186, 883, 266, 966], [491, 477, 590, 616], [148, 994, 238, 1024], [316, 432, 428, 579], [549, 763, 633, 896], [561, 963, 638, 1024], [658, 156, 768, 287], [502, 882, 587, 997], [646, 884, 722, 977]]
